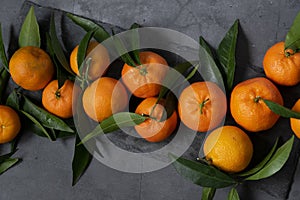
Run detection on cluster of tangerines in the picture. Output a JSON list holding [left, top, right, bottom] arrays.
[[1, 34, 300, 175]]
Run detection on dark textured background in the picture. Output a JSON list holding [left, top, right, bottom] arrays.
[[0, 0, 300, 199]]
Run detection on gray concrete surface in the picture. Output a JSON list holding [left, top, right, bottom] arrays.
[[0, 0, 300, 199]]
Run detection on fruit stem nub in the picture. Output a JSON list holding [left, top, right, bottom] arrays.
[[200, 98, 210, 114], [55, 90, 61, 99], [284, 49, 294, 57], [254, 96, 261, 103], [139, 66, 148, 76]]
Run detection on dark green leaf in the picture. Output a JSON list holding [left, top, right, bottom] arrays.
[[10, 137, 19, 153], [170, 155, 237, 188], [6, 90, 20, 110], [18, 6, 40, 47], [129, 23, 141, 65], [0, 158, 19, 175], [216, 19, 239, 90], [199, 36, 214, 59], [238, 138, 278, 177], [112, 34, 137, 66], [46, 33, 68, 89], [66, 13, 110, 42], [202, 187, 216, 200], [263, 99, 300, 119], [199, 45, 224, 89], [22, 95, 74, 133], [227, 188, 240, 200], [79, 112, 147, 145], [0, 149, 18, 163], [72, 134, 93, 186], [160, 92, 177, 121], [56, 131, 75, 139], [285, 11, 300, 51], [49, 14, 74, 75], [246, 136, 294, 180], [20, 110, 54, 141], [77, 29, 96, 71], [0, 67, 10, 103], [157, 61, 193, 103], [0, 23, 9, 71]]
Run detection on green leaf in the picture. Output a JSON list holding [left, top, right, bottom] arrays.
[[22, 95, 74, 133], [46, 33, 68, 89], [20, 110, 54, 141], [79, 112, 147, 145], [199, 45, 224, 88], [157, 61, 193, 101], [72, 134, 93, 186], [0, 149, 18, 163], [0, 23, 9, 72], [246, 136, 294, 181], [18, 6, 40, 47], [0, 158, 19, 175], [129, 23, 141, 65], [238, 138, 278, 177], [263, 99, 300, 119], [0, 67, 9, 103], [199, 36, 214, 59], [170, 155, 237, 188], [112, 34, 137, 67], [217, 19, 239, 90], [159, 92, 177, 121], [77, 29, 96, 71], [49, 14, 74, 75], [6, 90, 20, 110], [66, 13, 110, 42], [202, 187, 216, 200], [285, 11, 300, 51], [227, 188, 240, 200]]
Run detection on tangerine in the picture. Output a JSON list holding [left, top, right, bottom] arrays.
[[9, 46, 54, 91], [178, 82, 227, 132], [121, 51, 169, 98], [230, 77, 283, 132], [135, 97, 177, 142], [263, 42, 300, 86], [82, 77, 128, 122]]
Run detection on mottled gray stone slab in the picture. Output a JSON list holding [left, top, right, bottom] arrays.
[[0, 1, 300, 200]]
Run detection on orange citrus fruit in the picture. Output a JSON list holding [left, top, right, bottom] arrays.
[[290, 99, 300, 138], [203, 126, 253, 173], [135, 97, 177, 142], [121, 51, 169, 98], [178, 81, 227, 132], [263, 41, 300, 86], [42, 80, 76, 119], [230, 77, 283, 132], [9, 46, 54, 91], [82, 77, 128, 122], [0, 105, 21, 144], [70, 41, 110, 80]]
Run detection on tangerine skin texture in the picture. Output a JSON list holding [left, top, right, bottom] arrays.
[[42, 80, 75, 119], [9, 46, 54, 91], [0, 105, 21, 144], [230, 77, 283, 132], [135, 97, 178, 142], [82, 77, 128, 122], [122, 51, 169, 98], [178, 82, 227, 132], [263, 42, 300, 86], [203, 126, 253, 173], [290, 99, 300, 138]]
